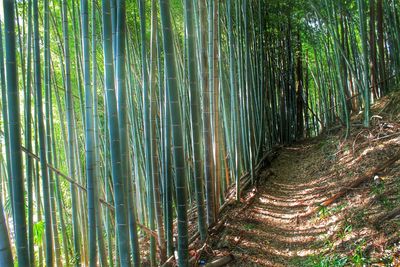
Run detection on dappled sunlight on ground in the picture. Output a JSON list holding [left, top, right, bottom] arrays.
[[186, 92, 400, 266], [198, 114, 400, 266]]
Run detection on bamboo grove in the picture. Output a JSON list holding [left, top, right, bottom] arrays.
[[0, 0, 399, 266]]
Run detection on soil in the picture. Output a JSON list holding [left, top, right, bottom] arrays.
[[192, 92, 400, 266]]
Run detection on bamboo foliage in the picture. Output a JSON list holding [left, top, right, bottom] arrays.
[[0, 0, 399, 266]]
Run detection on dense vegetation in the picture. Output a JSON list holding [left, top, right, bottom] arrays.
[[0, 0, 399, 266]]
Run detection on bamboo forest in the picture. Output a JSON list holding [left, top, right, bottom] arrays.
[[1, 0, 400, 266]]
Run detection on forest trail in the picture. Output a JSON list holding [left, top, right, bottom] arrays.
[[199, 93, 400, 266], [210, 141, 347, 266]]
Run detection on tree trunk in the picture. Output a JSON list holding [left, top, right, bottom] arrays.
[[296, 31, 304, 140], [376, 0, 386, 93], [369, 0, 378, 99]]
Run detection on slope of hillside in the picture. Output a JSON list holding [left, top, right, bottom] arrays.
[[191, 91, 400, 266]]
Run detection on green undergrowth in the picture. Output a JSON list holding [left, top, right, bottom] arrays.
[[294, 241, 400, 267]]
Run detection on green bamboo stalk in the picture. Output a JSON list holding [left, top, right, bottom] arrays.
[[33, 102, 43, 266], [184, 0, 207, 241], [101, 0, 131, 265], [92, 0, 108, 265], [51, 64, 71, 266], [159, 0, 189, 265], [116, 0, 141, 265], [0, 84, 14, 267], [236, 0, 247, 171], [199, 0, 216, 226], [243, 0, 255, 185], [227, 0, 240, 200], [125, 30, 143, 266], [138, 0, 156, 265], [149, 0, 167, 262], [24, 0, 35, 264], [15, 0, 26, 97], [0, 197, 12, 266], [71, 0, 86, 128], [161, 52, 174, 258], [358, 0, 370, 127], [34, 0, 54, 264], [81, 0, 97, 265], [61, 0, 81, 264], [43, 0, 63, 264], [46, 66, 63, 267], [0, 3, 13, 229]]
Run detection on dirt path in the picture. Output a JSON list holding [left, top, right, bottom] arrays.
[[216, 140, 338, 266], [205, 133, 400, 266]]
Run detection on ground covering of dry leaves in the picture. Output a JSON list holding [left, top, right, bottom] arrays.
[[192, 92, 400, 266]]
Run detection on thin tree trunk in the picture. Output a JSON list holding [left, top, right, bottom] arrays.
[[61, 0, 81, 264], [358, 0, 370, 127], [296, 31, 304, 139], [138, 0, 157, 265], [0, 198, 13, 266], [81, 0, 97, 265], [116, 0, 141, 266], [376, 0, 386, 93], [34, 0, 53, 265], [159, 0, 189, 265], [0, 16, 13, 253], [102, 0, 131, 265], [369, 0, 378, 99], [24, 0, 35, 264], [149, 0, 167, 262], [184, 0, 207, 242]]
